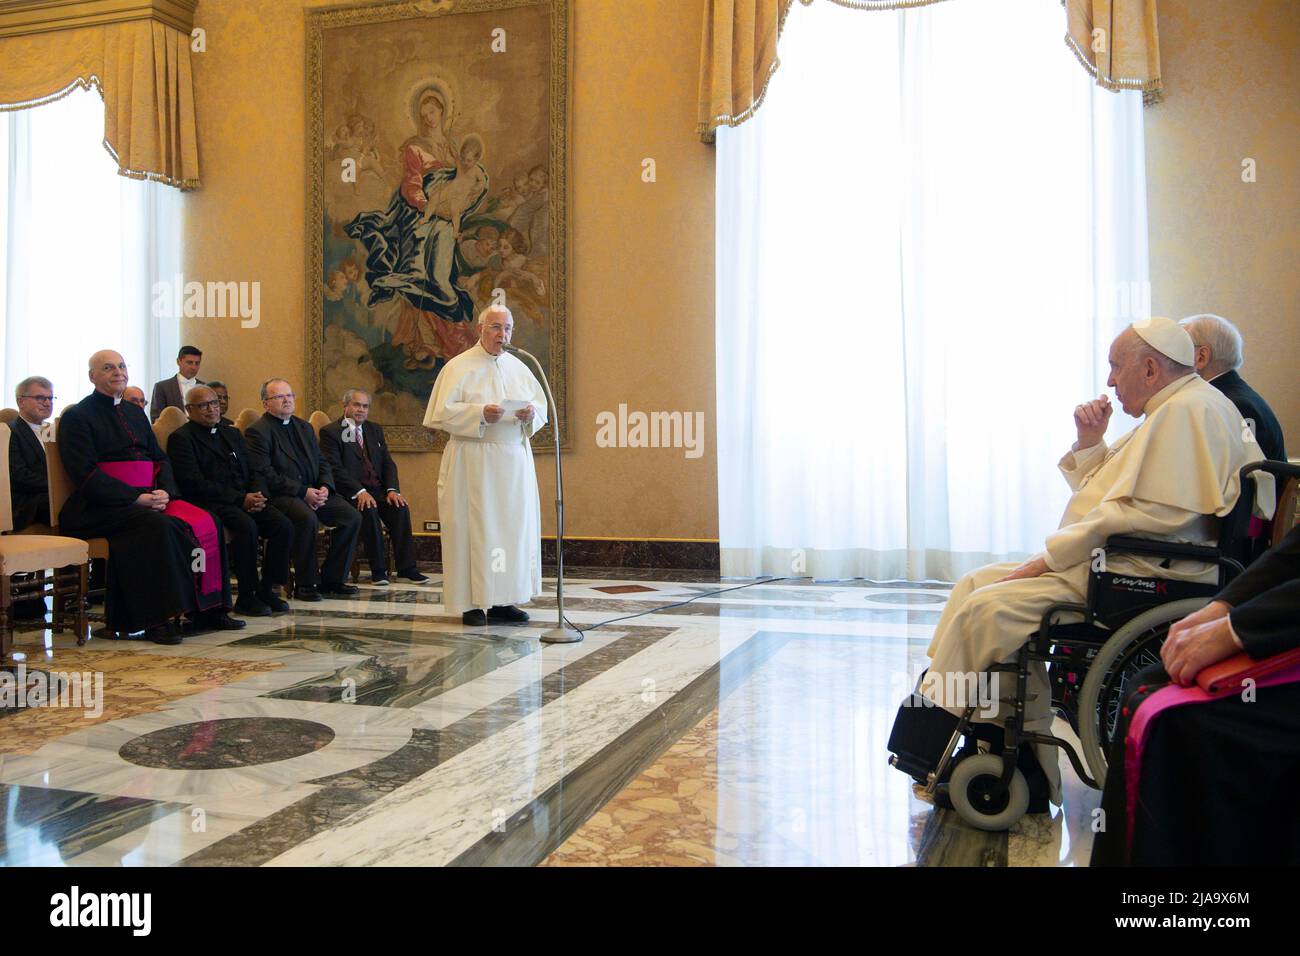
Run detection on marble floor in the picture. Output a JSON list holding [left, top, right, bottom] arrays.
[[0, 570, 1100, 866]]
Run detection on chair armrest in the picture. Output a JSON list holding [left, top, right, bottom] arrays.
[[1103, 535, 1245, 583], [1103, 535, 1221, 563]]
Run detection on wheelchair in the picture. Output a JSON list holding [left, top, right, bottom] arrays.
[[887, 461, 1294, 832]]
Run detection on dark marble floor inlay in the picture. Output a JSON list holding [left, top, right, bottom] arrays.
[[118, 718, 336, 770]]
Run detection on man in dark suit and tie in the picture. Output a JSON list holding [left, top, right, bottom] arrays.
[[1180, 314, 1287, 461], [8, 375, 54, 530], [149, 345, 204, 423], [319, 388, 429, 585], [244, 378, 361, 601], [168, 385, 294, 616]]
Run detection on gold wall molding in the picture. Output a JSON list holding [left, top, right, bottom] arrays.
[[0, 0, 197, 38]]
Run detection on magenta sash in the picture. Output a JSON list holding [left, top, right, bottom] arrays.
[[1123, 660, 1300, 856], [97, 460, 223, 598]]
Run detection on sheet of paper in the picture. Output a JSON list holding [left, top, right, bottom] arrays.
[[498, 400, 530, 419]]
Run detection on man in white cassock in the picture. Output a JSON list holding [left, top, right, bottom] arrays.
[[423, 304, 547, 626], [919, 317, 1264, 804]]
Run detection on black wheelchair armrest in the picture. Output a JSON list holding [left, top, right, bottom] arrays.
[[1243, 460, 1300, 482], [1038, 601, 1091, 635], [1103, 535, 1245, 581]]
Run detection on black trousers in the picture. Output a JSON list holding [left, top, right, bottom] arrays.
[[354, 488, 418, 576], [1091, 663, 1300, 866], [61, 505, 231, 632], [206, 502, 293, 595], [270, 494, 361, 588]]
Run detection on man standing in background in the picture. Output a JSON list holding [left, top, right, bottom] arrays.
[[149, 345, 204, 422]]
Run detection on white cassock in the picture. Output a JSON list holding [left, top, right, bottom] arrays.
[[424, 343, 548, 613], [922, 374, 1264, 798]]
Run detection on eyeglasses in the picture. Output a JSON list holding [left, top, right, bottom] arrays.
[[267, 393, 294, 401], [20, 395, 55, 402], [187, 399, 222, 410]]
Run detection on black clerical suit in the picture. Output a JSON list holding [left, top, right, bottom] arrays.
[[244, 412, 360, 589], [57, 391, 232, 633], [167, 419, 293, 599], [1211, 369, 1287, 462], [318, 418, 418, 579], [1091, 523, 1300, 866], [6, 418, 50, 530]]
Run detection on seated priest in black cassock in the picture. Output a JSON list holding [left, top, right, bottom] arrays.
[[244, 377, 361, 602], [8, 375, 54, 530], [318, 388, 429, 586], [167, 385, 293, 617], [57, 350, 244, 645], [1091, 521, 1300, 867]]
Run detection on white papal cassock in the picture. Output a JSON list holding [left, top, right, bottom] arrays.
[[922, 374, 1264, 792], [424, 343, 548, 614]]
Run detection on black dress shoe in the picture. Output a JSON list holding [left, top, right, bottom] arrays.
[[487, 605, 529, 624], [319, 583, 360, 597], [233, 596, 273, 617], [294, 587, 323, 602], [397, 568, 431, 584], [194, 612, 247, 631], [258, 589, 292, 613], [462, 609, 487, 626], [145, 623, 182, 645]]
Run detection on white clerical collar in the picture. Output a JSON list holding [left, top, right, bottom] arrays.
[[113, 396, 122, 405], [280, 416, 292, 425], [1143, 373, 1198, 417], [209, 426, 218, 434]]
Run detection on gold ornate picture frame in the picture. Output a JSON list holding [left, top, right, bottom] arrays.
[[306, 0, 570, 452]]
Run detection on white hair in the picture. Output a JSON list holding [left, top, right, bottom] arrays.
[[1179, 313, 1243, 372], [341, 388, 370, 405], [477, 303, 514, 327]]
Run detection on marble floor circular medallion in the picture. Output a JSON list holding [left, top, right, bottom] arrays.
[[863, 591, 947, 605], [118, 717, 336, 770]]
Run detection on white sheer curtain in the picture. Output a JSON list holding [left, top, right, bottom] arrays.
[[716, 0, 1149, 582], [0, 86, 179, 416]]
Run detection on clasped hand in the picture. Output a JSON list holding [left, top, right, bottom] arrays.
[[135, 489, 169, 511], [1161, 600, 1239, 686]]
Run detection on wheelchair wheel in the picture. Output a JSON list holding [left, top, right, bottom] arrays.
[[948, 754, 1030, 831], [1077, 597, 1209, 788]]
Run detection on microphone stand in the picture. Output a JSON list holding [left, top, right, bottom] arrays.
[[505, 344, 583, 644]]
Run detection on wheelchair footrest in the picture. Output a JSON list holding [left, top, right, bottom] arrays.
[[888, 692, 961, 780]]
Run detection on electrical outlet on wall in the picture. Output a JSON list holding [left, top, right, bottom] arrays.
[[423, 521, 440, 532]]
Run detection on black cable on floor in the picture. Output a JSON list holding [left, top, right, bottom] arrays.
[[560, 576, 794, 634]]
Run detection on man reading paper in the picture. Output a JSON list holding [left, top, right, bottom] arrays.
[[423, 305, 547, 626]]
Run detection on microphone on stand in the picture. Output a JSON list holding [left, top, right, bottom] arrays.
[[504, 343, 583, 644]]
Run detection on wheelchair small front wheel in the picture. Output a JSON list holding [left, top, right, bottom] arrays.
[[948, 754, 1029, 831]]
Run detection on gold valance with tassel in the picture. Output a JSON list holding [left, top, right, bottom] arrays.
[[1064, 0, 1163, 105], [698, 0, 1161, 143], [0, 1, 201, 189]]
